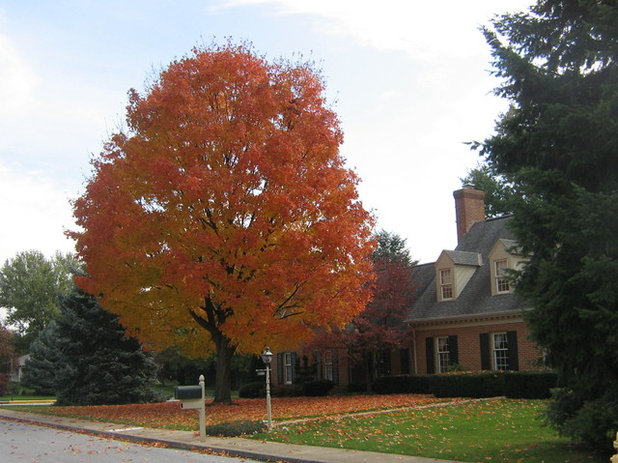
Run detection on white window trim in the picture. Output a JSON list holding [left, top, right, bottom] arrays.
[[435, 336, 450, 373], [283, 352, 293, 384], [323, 350, 334, 381], [491, 332, 509, 371], [494, 259, 510, 294], [439, 268, 453, 300]]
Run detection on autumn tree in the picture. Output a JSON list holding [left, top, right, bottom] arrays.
[[0, 324, 14, 395], [312, 231, 415, 383], [0, 251, 79, 350], [70, 43, 375, 403], [477, 0, 618, 450]]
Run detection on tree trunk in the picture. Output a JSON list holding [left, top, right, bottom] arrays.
[[213, 334, 236, 404]]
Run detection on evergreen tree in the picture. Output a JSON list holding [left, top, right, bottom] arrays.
[[460, 163, 515, 217], [477, 0, 618, 450], [372, 230, 416, 266], [21, 321, 62, 395], [23, 289, 158, 405]]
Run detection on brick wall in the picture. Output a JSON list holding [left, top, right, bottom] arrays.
[[413, 320, 542, 375]]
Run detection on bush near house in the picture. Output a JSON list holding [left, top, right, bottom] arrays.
[[372, 371, 557, 399], [372, 375, 431, 395], [239, 381, 266, 398], [240, 379, 335, 398], [303, 379, 334, 397]]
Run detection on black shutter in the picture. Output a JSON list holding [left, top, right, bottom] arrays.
[[314, 351, 322, 380], [332, 350, 339, 385], [425, 337, 435, 374], [480, 333, 491, 370], [277, 353, 283, 384], [400, 348, 410, 374], [448, 336, 459, 366], [507, 331, 519, 371]]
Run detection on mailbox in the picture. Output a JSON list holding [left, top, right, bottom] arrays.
[[174, 385, 203, 400], [175, 375, 207, 440]]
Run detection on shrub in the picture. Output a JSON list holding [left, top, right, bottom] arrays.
[[206, 420, 266, 437], [429, 372, 504, 398], [273, 384, 303, 397], [372, 375, 430, 394], [370, 371, 557, 399], [502, 371, 557, 399], [238, 381, 265, 398], [302, 379, 334, 396], [348, 383, 369, 393]]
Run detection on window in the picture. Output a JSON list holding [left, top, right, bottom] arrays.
[[436, 337, 450, 373], [323, 350, 334, 381], [283, 352, 293, 384], [495, 259, 510, 293], [439, 268, 453, 300], [426, 336, 458, 374], [481, 331, 519, 371], [492, 332, 509, 370]]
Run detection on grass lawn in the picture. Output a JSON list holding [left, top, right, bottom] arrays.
[[3, 395, 605, 463], [253, 399, 604, 463]]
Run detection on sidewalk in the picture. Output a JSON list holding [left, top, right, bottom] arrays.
[[0, 407, 464, 463]]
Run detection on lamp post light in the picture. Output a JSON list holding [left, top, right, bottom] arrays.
[[261, 347, 273, 429]]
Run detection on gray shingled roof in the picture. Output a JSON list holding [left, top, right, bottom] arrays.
[[405, 216, 528, 324], [443, 250, 482, 266]]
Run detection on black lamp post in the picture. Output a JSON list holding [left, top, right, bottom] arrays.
[[261, 347, 273, 429]]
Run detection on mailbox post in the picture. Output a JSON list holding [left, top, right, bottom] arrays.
[[174, 375, 206, 441]]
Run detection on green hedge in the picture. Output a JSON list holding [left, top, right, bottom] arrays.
[[502, 371, 557, 399], [273, 384, 304, 397], [371, 371, 557, 399], [303, 379, 334, 396], [372, 375, 430, 394], [241, 380, 335, 398], [239, 381, 265, 398], [429, 373, 504, 398]]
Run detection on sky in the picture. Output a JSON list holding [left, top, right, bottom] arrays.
[[0, 0, 534, 267]]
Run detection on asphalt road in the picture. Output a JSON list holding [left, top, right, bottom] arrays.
[[1, 419, 260, 463]]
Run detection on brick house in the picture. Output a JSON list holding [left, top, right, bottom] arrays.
[[405, 186, 542, 374], [270, 186, 543, 388]]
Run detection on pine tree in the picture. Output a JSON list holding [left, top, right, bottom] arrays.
[[23, 289, 158, 405], [21, 321, 62, 395], [477, 0, 618, 450]]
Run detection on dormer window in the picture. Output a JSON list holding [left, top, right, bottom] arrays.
[[495, 259, 510, 293], [434, 250, 481, 302], [489, 239, 523, 296], [439, 268, 453, 300]]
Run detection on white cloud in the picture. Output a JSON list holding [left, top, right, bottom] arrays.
[[0, 33, 39, 117], [217, 0, 533, 61], [212, 0, 536, 262], [0, 163, 76, 265]]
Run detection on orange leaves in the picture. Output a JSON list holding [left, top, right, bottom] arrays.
[[70, 43, 374, 371], [38, 394, 442, 429]]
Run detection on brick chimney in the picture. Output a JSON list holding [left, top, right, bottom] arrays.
[[453, 185, 485, 243]]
